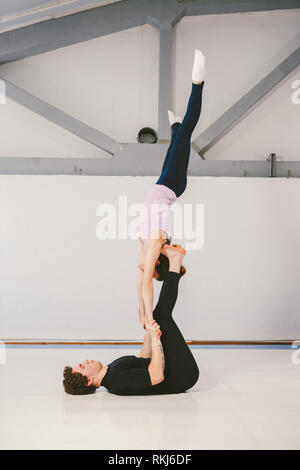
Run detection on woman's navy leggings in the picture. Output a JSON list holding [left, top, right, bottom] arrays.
[[153, 271, 199, 394], [156, 81, 204, 198]]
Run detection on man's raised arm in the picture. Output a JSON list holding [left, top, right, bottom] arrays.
[[147, 321, 165, 385], [138, 330, 152, 359]]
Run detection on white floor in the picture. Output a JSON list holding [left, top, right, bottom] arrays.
[[1, 346, 300, 450]]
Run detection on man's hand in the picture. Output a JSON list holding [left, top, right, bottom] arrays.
[[145, 320, 162, 340]]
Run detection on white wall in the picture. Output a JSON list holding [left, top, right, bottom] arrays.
[[0, 10, 300, 340], [174, 11, 300, 161], [1, 176, 300, 340]]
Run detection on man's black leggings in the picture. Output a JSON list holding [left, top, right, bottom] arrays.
[[153, 271, 199, 393]]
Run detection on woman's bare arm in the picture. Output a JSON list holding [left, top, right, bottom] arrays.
[[137, 243, 146, 325], [137, 264, 145, 312], [142, 232, 164, 322]]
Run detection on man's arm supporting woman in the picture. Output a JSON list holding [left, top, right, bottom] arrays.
[[138, 324, 165, 386], [138, 330, 152, 358]]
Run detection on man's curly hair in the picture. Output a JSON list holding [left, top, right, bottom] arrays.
[[63, 366, 97, 395], [155, 254, 186, 281]]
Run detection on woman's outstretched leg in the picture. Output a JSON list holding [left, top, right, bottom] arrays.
[[159, 121, 181, 176], [156, 50, 206, 198], [156, 81, 204, 197]]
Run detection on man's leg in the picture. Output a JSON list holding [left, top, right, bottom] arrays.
[[153, 271, 199, 393]]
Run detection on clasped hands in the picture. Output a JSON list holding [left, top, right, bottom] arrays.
[[139, 309, 162, 340]]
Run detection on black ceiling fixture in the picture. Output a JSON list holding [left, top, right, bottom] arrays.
[[137, 127, 158, 144]]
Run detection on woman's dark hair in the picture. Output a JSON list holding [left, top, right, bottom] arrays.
[[63, 366, 97, 395], [155, 254, 186, 281]]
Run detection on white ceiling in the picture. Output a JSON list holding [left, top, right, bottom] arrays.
[[0, 0, 122, 33]]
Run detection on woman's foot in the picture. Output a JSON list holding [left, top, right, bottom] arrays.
[[168, 110, 182, 127], [192, 49, 206, 84], [163, 244, 186, 263]]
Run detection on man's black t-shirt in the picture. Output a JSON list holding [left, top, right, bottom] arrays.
[[100, 355, 171, 396]]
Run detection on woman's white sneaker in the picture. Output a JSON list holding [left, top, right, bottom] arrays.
[[168, 110, 182, 126], [192, 49, 206, 84]]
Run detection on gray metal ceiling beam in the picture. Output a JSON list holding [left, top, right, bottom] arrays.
[[0, 0, 150, 65], [2, 77, 119, 155], [193, 46, 300, 156], [158, 22, 173, 140], [0, 1, 123, 34], [1, 150, 300, 177], [185, 0, 300, 15], [1, 0, 300, 65]]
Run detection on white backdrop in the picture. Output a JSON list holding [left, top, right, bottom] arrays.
[[0, 9, 300, 340], [1, 176, 300, 340]]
